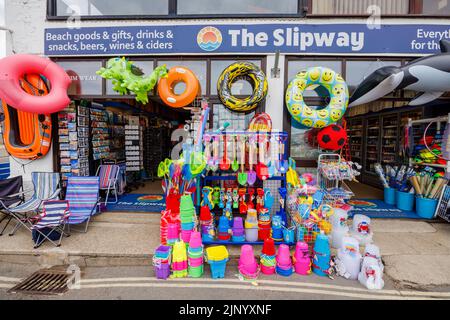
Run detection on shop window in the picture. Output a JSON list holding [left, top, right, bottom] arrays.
[[157, 60, 207, 95], [346, 60, 402, 94], [421, 0, 450, 15], [212, 104, 254, 131], [311, 0, 409, 15], [210, 60, 262, 96], [290, 126, 320, 161], [57, 60, 103, 95], [106, 60, 154, 95], [55, 0, 169, 16], [177, 0, 298, 15], [287, 60, 342, 97]]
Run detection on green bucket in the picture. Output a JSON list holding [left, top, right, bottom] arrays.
[[180, 195, 195, 211], [188, 265, 203, 278]]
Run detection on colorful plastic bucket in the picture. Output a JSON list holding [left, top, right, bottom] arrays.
[[415, 196, 438, 219], [260, 264, 276, 275], [155, 263, 170, 280], [245, 228, 258, 242], [208, 258, 228, 279], [188, 256, 204, 267], [384, 187, 396, 205], [396, 191, 414, 211], [188, 265, 203, 278]]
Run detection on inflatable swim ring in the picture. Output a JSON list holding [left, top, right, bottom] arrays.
[[217, 62, 268, 112], [285, 67, 348, 128], [0, 54, 71, 114], [1, 74, 52, 160], [157, 66, 200, 108]]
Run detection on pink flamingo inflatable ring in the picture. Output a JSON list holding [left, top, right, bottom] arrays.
[[0, 54, 71, 114]]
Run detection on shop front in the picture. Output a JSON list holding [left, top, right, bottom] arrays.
[[0, 0, 450, 290]]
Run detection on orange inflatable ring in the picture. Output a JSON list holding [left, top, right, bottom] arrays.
[[0, 54, 71, 114], [157, 67, 200, 108]]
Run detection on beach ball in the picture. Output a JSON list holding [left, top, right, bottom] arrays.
[[318, 124, 347, 151]]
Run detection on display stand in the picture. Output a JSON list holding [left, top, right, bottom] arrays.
[[199, 130, 291, 245], [407, 113, 450, 221]]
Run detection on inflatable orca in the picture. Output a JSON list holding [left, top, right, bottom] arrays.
[[349, 39, 450, 107]]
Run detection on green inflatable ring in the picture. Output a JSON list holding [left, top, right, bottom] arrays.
[[285, 67, 349, 128]]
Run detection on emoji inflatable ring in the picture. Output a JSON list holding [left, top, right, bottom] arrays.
[[285, 67, 348, 128]]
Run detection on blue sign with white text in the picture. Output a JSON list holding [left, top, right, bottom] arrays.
[[44, 23, 450, 56]]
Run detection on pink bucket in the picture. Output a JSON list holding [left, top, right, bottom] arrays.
[[172, 260, 187, 271], [294, 261, 311, 275], [260, 264, 276, 275], [189, 257, 204, 267], [181, 230, 192, 243], [167, 223, 179, 240]]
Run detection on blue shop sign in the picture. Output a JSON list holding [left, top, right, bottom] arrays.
[[45, 23, 450, 56]]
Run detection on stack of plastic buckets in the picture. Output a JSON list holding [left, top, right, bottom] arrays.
[[160, 210, 170, 245], [276, 244, 293, 276], [293, 241, 311, 275], [167, 223, 179, 246], [271, 215, 284, 242], [199, 206, 215, 242], [238, 245, 259, 280], [206, 245, 229, 279], [312, 232, 331, 277], [171, 240, 188, 278], [258, 208, 271, 241], [180, 195, 196, 243], [260, 238, 276, 275], [154, 245, 171, 280], [232, 217, 245, 242], [217, 215, 231, 241], [187, 231, 204, 278], [245, 209, 258, 242]]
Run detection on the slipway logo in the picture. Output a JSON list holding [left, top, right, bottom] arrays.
[[197, 26, 222, 51]]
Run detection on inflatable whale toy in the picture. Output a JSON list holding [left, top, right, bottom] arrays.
[[349, 40, 450, 107]]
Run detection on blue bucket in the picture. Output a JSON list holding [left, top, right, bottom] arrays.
[[415, 197, 438, 219], [396, 191, 414, 211], [208, 258, 228, 279], [384, 187, 396, 205]]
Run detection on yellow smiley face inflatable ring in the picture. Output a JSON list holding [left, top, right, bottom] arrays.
[[285, 67, 349, 128]]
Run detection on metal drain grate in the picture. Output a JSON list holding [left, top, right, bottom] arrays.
[[8, 267, 71, 295]]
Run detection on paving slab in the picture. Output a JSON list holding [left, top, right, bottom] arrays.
[[371, 220, 436, 233], [384, 255, 450, 288]]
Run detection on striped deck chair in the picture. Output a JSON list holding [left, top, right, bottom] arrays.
[[7, 172, 61, 236], [66, 176, 100, 233], [31, 200, 69, 248], [96, 164, 120, 204]]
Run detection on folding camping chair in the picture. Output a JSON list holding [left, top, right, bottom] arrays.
[[0, 176, 24, 236], [96, 164, 120, 204], [30, 200, 70, 249], [66, 176, 100, 233], [6, 172, 61, 236]]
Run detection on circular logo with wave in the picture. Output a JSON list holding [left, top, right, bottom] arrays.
[[137, 195, 164, 202], [197, 26, 222, 52]]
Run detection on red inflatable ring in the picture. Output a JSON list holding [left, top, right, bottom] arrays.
[[0, 54, 71, 114]]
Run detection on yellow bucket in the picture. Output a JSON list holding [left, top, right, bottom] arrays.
[[206, 245, 229, 261]]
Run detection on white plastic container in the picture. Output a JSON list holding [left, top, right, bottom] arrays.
[[245, 228, 258, 242], [336, 236, 361, 280]]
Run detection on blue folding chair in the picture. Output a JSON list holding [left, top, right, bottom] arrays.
[[31, 200, 69, 248], [66, 176, 100, 233], [96, 164, 120, 204]]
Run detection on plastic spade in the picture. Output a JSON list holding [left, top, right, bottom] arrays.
[[276, 135, 289, 174], [247, 134, 257, 185], [237, 135, 247, 186], [220, 134, 231, 171], [256, 133, 269, 181], [231, 134, 239, 172], [267, 133, 277, 178], [210, 135, 219, 172]]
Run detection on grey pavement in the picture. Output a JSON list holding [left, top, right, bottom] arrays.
[[0, 211, 450, 297]]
